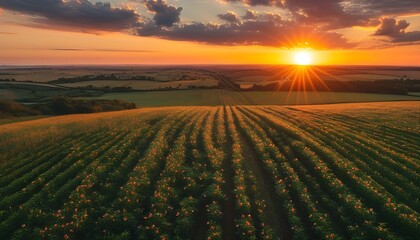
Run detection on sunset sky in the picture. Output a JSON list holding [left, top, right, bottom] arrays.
[[0, 0, 419, 65]]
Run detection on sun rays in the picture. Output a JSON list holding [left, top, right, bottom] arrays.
[[267, 64, 343, 104], [293, 50, 313, 65]]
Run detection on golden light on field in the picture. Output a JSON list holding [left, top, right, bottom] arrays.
[[293, 50, 313, 65], [271, 64, 336, 104]]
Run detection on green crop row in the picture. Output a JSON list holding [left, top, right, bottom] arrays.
[[0, 105, 418, 240]]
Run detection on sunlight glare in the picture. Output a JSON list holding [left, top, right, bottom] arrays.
[[293, 51, 313, 65]]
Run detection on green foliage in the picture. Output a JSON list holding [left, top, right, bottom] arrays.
[[0, 100, 40, 117], [50, 97, 136, 114], [0, 97, 136, 118], [0, 103, 418, 239], [49, 74, 156, 84]]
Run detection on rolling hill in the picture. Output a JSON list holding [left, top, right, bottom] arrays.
[[0, 102, 419, 239]]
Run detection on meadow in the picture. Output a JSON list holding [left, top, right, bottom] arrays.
[[0, 67, 218, 83], [60, 79, 218, 90], [211, 65, 420, 85], [3, 82, 418, 108], [0, 67, 219, 91], [1, 66, 419, 108], [0, 82, 98, 103], [84, 90, 419, 107], [2, 66, 420, 92], [0, 102, 418, 240]]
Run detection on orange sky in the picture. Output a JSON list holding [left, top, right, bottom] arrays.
[[1, 1, 419, 66], [1, 25, 419, 66]]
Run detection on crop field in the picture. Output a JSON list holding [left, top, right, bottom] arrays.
[[3, 84, 419, 106], [60, 79, 218, 90], [0, 68, 218, 83], [0, 102, 418, 239], [87, 90, 419, 107], [217, 66, 420, 83], [0, 83, 98, 103], [0, 68, 220, 92]]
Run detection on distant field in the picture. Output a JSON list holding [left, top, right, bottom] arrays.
[[0, 102, 418, 239], [0, 83, 97, 102], [322, 74, 398, 81], [2, 66, 419, 90], [60, 79, 218, 90], [1, 82, 419, 108], [409, 92, 420, 96], [0, 89, 35, 100], [80, 89, 223, 107], [0, 67, 218, 84], [84, 89, 420, 107], [221, 66, 420, 84]]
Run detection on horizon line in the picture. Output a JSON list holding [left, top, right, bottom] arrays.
[[1, 63, 420, 68]]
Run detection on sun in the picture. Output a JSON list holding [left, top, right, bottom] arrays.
[[293, 50, 313, 65]]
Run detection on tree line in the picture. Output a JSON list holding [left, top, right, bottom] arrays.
[[0, 97, 136, 117], [246, 79, 420, 95]]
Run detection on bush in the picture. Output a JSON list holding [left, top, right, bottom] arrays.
[[0, 97, 137, 118], [49, 97, 136, 115], [0, 100, 40, 117]]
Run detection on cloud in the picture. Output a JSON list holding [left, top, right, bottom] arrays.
[[222, 1, 371, 30], [223, 0, 282, 7], [145, 0, 182, 27], [220, 0, 420, 48], [375, 18, 409, 36], [0, 0, 355, 49], [222, 0, 420, 17], [374, 18, 420, 43], [242, 10, 257, 20], [218, 11, 240, 24], [391, 31, 420, 43], [359, 0, 420, 16], [1, 0, 418, 49], [222, 0, 420, 30], [136, 17, 354, 49], [0, 0, 139, 31]]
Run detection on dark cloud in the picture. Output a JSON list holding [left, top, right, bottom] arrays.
[[258, 12, 282, 22], [242, 10, 257, 20], [284, 0, 374, 30], [374, 18, 420, 43], [145, 0, 182, 27], [223, 0, 420, 30], [220, 0, 420, 48], [223, 0, 282, 7], [223, 0, 420, 17], [375, 18, 409, 36], [136, 17, 353, 49], [0, 0, 139, 31], [391, 31, 420, 43], [0, 0, 418, 49], [359, 0, 420, 16], [218, 11, 240, 24], [143, 0, 420, 47], [223, 0, 371, 29]]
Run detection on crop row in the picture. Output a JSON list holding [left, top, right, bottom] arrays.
[[0, 105, 418, 240]]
